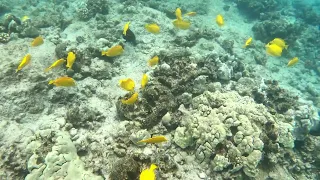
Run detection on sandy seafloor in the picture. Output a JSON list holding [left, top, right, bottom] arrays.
[[0, 0, 320, 179]]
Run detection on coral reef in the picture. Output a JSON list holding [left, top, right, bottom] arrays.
[[252, 80, 299, 114], [116, 49, 245, 129], [235, 0, 278, 17], [25, 130, 103, 180], [174, 90, 294, 177], [77, 0, 109, 20], [252, 19, 304, 44]]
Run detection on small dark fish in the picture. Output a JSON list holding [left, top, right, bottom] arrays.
[[122, 28, 136, 44]]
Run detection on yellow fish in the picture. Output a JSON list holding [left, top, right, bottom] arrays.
[[185, 12, 196, 16], [31, 36, 44, 47], [138, 136, 168, 143], [119, 78, 135, 91], [270, 38, 288, 50], [101, 45, 124, 57], [216, 14, 224, 27], [122, 92, 138, 105], [141, 74, 148, 89], [66, 52, 76, 69], [16, 54, 31, 73], [148, 56, 159, 67], [265, 43, 283, 57], [175, 8, 182, 20], [243, 37, 252, 48], [123, 22, 130, 36], [21, 16, 31, 22], [145, 23, 160, 34], [140, 164, 157, 180], [44, 59, 66, 72], [172, 19, 191, 30], [287, 57, 299, 67], [48, 76, 76, 87]]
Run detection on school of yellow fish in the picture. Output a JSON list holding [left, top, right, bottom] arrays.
[[15, 8, 302, 179]]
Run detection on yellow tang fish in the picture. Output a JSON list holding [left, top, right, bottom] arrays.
[[122, 92, 138, 105], [140, 164, 157, 180], [16, 54, 31, 73], [270, 38, 288, 50], [175, 8, 182, 20], [119, 78, 135, 91], [141, 74, 148, 89], [243, 37, 252, 48], [123, 22, 130, 36], [101, 45, 124, 57], [44, 58, 66, 72], [172, 19, 191, 30], [287, 57, 299, 67], [66, 52, 76, 69], [31, 36, 44, 47], [185, 12, 196, 16], [148, 56, 159, 67], [216, 14, 224, 27], [265, 43, 283, 57], [21, 16, 31, 22], [138, 135, 168, 143], [48, 76, 76, 87], [145, 23, 160, 34]]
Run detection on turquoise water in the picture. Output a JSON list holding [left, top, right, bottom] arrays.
[[0, 0, 320, 179]]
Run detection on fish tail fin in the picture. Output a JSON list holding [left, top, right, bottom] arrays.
[[285, 45, 289, 49], [242, 45, 246, 48], [137, 140, 145, 143], [150, 164, 158, 171], [48, 80, 54, 85], [15, 69, 19, 73]]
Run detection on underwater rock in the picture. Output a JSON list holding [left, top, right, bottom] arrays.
[[66, 103, 103, 128], [217, 63, 232, 81], [20, 26, 40, 38], [86, 58, 114, 80], [109, 157, 140, 180], [234, 77, 258, 96], [0, 143, 29, 178], [55, 42, 68, 59], [252, 19, 304, 44]]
